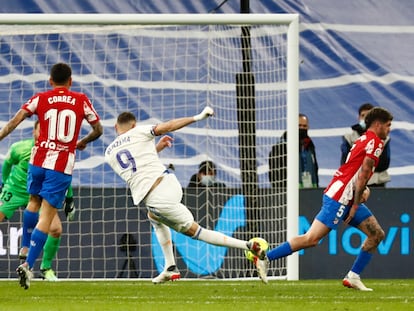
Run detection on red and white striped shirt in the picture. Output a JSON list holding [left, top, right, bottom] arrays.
[[22, 87, 100, 175], [324, 130, 384, 205]]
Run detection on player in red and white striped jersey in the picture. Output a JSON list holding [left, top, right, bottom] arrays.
[[264, 107, 393, 291], [0, 63, 103, 289], [325, 129, 384, 206], [22, 87, 100, 174]]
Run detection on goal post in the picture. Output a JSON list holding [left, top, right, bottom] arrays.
[[0, 14, 299, 281], [0, 13, 298, 25]]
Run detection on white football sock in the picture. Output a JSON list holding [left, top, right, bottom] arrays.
[[150, 219, 175, 269], [193, 226, 247, 250]]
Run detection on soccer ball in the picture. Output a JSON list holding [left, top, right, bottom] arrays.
[[245, 237, 269, 262]]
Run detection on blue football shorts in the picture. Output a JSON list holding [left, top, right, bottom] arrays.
[[315, 194, 373, 229], [27, 164, 72, 209]]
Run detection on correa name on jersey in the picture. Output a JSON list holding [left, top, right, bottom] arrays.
[[47, 95, 76, 105], [105, 135, 131, 155]]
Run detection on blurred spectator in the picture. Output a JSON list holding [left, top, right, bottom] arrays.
[[188, 160, 226, 188], [269, 113, 319, 189], [341, 103, 391, 187]]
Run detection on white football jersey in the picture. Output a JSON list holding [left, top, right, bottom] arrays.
[[105, 124, 166, 205]]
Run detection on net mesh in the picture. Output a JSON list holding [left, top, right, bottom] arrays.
[[0, 22, 292, 279]]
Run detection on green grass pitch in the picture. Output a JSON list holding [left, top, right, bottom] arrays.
[[2, 279, 414, 311]]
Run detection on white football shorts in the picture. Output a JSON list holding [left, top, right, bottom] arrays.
[[144, 173, 194, 233]]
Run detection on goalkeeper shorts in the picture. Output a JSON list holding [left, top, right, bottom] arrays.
[[0, 186, 29, 219]]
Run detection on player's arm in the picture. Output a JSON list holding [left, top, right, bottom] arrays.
[[1, 148, 15, 184], [153, 107, 213, 136], [0, 109, 30, 141], [353, 156, 374, 205], [77, 121, 103, 151], [156, 135, 173, 153], [344, 156, 375, 224]]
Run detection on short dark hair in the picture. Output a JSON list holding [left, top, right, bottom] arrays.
[[50, 63, 72, 84], [365, 107, 393, 129], [117, 112, 136, 125], [358, 103, 374, 115], [198, 161, 216, 174]]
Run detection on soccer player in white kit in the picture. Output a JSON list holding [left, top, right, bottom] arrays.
[[105, 107, 268, 284]]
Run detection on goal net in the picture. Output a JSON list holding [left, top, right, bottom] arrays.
[[0, 14, 299, 280]]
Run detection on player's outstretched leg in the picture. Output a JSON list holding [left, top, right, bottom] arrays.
[[152, 265, 181, 284], [16, 263, 33, 290]]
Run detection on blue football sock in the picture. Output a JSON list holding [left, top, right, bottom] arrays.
[[267, 241, 293, 261], [26, 228, 48, 269], [22, 210, 39, 248], [350, 250, 373, 275]]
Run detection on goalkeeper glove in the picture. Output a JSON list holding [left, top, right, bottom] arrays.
[[63, 197, 76, 221]]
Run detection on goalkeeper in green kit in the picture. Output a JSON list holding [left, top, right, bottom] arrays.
[[0, 120, 75, 281]]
